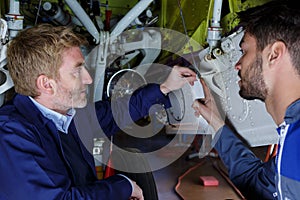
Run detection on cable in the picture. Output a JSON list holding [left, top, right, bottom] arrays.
[[175, 157, 246, 200], [264, 144, 278, 162], [35, 0, 43, 25], [176, 0, 201, 76], [175, 160, 205, 199], [212, 160, 246, 199]]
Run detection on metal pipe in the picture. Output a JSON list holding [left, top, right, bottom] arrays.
[[110, 0, 153, 42], [212, 0, 223, 27], [65, 0, 100, 44], [207, 0, 223, 51]]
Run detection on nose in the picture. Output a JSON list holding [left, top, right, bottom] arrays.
[[235, 61, 241, 71], [82, 67, 93, 85]]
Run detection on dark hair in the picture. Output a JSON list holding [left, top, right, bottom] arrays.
[[238, 0, 300, 73]]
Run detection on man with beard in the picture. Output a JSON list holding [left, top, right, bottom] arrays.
[[192, 1, 300, 199], [0, 24, 196, 200]]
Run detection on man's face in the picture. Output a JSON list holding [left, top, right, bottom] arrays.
[[52, 47, 93, 113], [235, 33, 268, 101]]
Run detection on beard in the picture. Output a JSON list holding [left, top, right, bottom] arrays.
[[238, 54, 268, 101], [53, 82, 88, 112]]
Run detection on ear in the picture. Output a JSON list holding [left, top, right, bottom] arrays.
[[268, 41, 287, 66], [36, 75, 56, 95]]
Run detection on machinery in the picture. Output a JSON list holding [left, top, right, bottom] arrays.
[[0, 0, 280, 199], [0, 0, 278, 147], [0, 18, 14, 104]]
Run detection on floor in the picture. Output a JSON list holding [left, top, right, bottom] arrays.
[[153, 146, 198, 200], [113, 125, 269, 200], [152, 142, 243, 200]]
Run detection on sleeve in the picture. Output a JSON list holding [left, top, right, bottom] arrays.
[[213, 125, 277, 199], [0, 120, 132, 200], [95, 83, 171, 137]]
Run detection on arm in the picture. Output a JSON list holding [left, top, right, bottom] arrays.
[[95, 83, 170, 136], [192, 79, 276, 199], [214, 125, 276, 199], [0, 120, 133, 200], [96, 65, 196, 137]]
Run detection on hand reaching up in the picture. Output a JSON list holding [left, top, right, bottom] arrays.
[[192, 78, 225, 132], [160, 65, 197, 95]]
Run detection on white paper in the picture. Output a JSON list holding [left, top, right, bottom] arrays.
[[191, 78, 205, 100]]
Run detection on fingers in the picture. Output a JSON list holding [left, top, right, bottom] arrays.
[[192, 101, 202, 117], [192, 100, 207, 115], [130, 181, 144, 200], [174, 65, 197, 83], [192, 97, 225, 132], [199, 77, 211, 98], [160, 65, 197, 94]]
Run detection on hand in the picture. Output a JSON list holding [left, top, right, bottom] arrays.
[[129, 180, 144, 200], [160, 65, 197, 95], [192, 78, 225, 132]]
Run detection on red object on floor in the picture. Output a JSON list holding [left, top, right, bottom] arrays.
[[104, 137, 115, 178], [199, 176, 219, 186], [104, 157, 115, 178]]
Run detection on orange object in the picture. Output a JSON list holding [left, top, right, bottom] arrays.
[[95, 166, 104, 180]]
